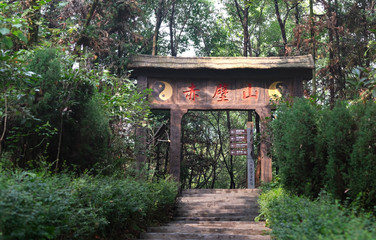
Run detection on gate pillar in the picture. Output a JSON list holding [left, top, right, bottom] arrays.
[[135, 76, 148, 168], [170, 107, 188, 181], [255, 107, 272, 183]]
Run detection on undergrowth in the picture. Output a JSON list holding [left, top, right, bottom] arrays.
[[0, 168, 178, 240], [256, 183, 376, 240]]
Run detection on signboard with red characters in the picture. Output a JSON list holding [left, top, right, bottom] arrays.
[[148, 79, 271, 109], [129, 55, 313, 184]]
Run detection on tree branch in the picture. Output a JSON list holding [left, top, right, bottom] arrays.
[[0, 91, 8, 156], [233, 0, 246, 29]]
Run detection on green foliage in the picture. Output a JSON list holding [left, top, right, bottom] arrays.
[[257, 186, 376, 240], [272, 98, 325, 197], [0, 167, 178, 240], [0, 47, 113, 171], [1, 43, 152, 175], [348, 102, 376, 210], [346, 66, 376, 102], [0, 1, 28, 49], [28, 48, 61, 83], [272, 98, 376, 211], [323, 102, 357, 200]]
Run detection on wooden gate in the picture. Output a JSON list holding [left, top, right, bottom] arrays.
[[129, 55, 313, 183]]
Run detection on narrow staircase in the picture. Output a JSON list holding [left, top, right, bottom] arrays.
[[138, 189, 271, 240]]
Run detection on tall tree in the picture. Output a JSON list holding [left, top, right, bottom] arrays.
[[310, 0, 317, 95], [152, 0, 165, 56], [233, 0, 251, 56], [169, 0, 177, 56], [273, 0, 302, 55]]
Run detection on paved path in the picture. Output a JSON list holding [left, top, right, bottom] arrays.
[[138, 189, 271, 240]]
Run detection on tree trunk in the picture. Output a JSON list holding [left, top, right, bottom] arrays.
[[255, 112, 261, 187], [27, 0, 41, 45], [154, 142, 161, 179], [55, 112, 64, 172], [226, 111, 235, 189], [0, 91, 7, 156], [243, 7, 250, 57], [294, 3, 300, 25], [273, 0, 288, 55], [75, 0, 99, 53], [310, 0, 317, 96], [211, 164, 216, 188], [334, 0, 344, 99], [328, 0, 335, 106], [152, 0, 165, 56], [163, 144, 169, 175], [169, 0, 177, 56], [234, 0, 251, 57]]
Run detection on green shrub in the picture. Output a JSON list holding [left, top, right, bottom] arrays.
[[2, 47, 111, 171], [0, 171, 98, 240], [0, 168, 178, 240], [272, 99, 376, 211], [349, 102, 376, 211], [323, 102, 357, 201], [257, 187, 376, 240], [272, 98, 325, 197]]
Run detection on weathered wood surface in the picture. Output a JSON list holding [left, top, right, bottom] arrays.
[[129, 55, 314, 70]]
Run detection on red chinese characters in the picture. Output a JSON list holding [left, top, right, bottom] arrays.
[[213, 83, 229, 102], [242, 84, 258, 99], [182, 82, 258, 103], [183, 83, 200, 101]]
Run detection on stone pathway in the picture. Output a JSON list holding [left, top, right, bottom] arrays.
[[138, 189, 271, 240]]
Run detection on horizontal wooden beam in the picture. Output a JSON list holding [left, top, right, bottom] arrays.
[[129, 55, 314, 70]]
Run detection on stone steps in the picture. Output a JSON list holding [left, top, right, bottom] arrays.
[[181, 189, 261, 194], [140, 232, 270, 240], [137, 189, 271, 240]]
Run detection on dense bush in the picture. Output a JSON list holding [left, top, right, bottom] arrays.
[[0, 48, 111, 171], [0, 168, 178, 240], [272, 99, 376, 211], [348, 102, 376, 209], [1, 46, 152, 174], [322, 102, 357, 200], [272, 98, 325, 197], [28, 48, 110, 171], [257, 186, 376, 240]]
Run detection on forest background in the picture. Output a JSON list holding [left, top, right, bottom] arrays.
[[1, 0, 375, 187], [0, 0, 375, 239]]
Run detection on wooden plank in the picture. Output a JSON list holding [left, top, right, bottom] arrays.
[[230, 129, 247, 135], [230, 143, 248, 149], [230, 150, 248, 156], [129, 55, 315, 70], [230, 136, 247, 142]]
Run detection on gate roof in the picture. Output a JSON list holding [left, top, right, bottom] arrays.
[[128, 55, 314, 70]]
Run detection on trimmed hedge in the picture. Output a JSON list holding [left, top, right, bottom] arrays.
[[257, 187, 376, 240], [0, 169, 178, 240]]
